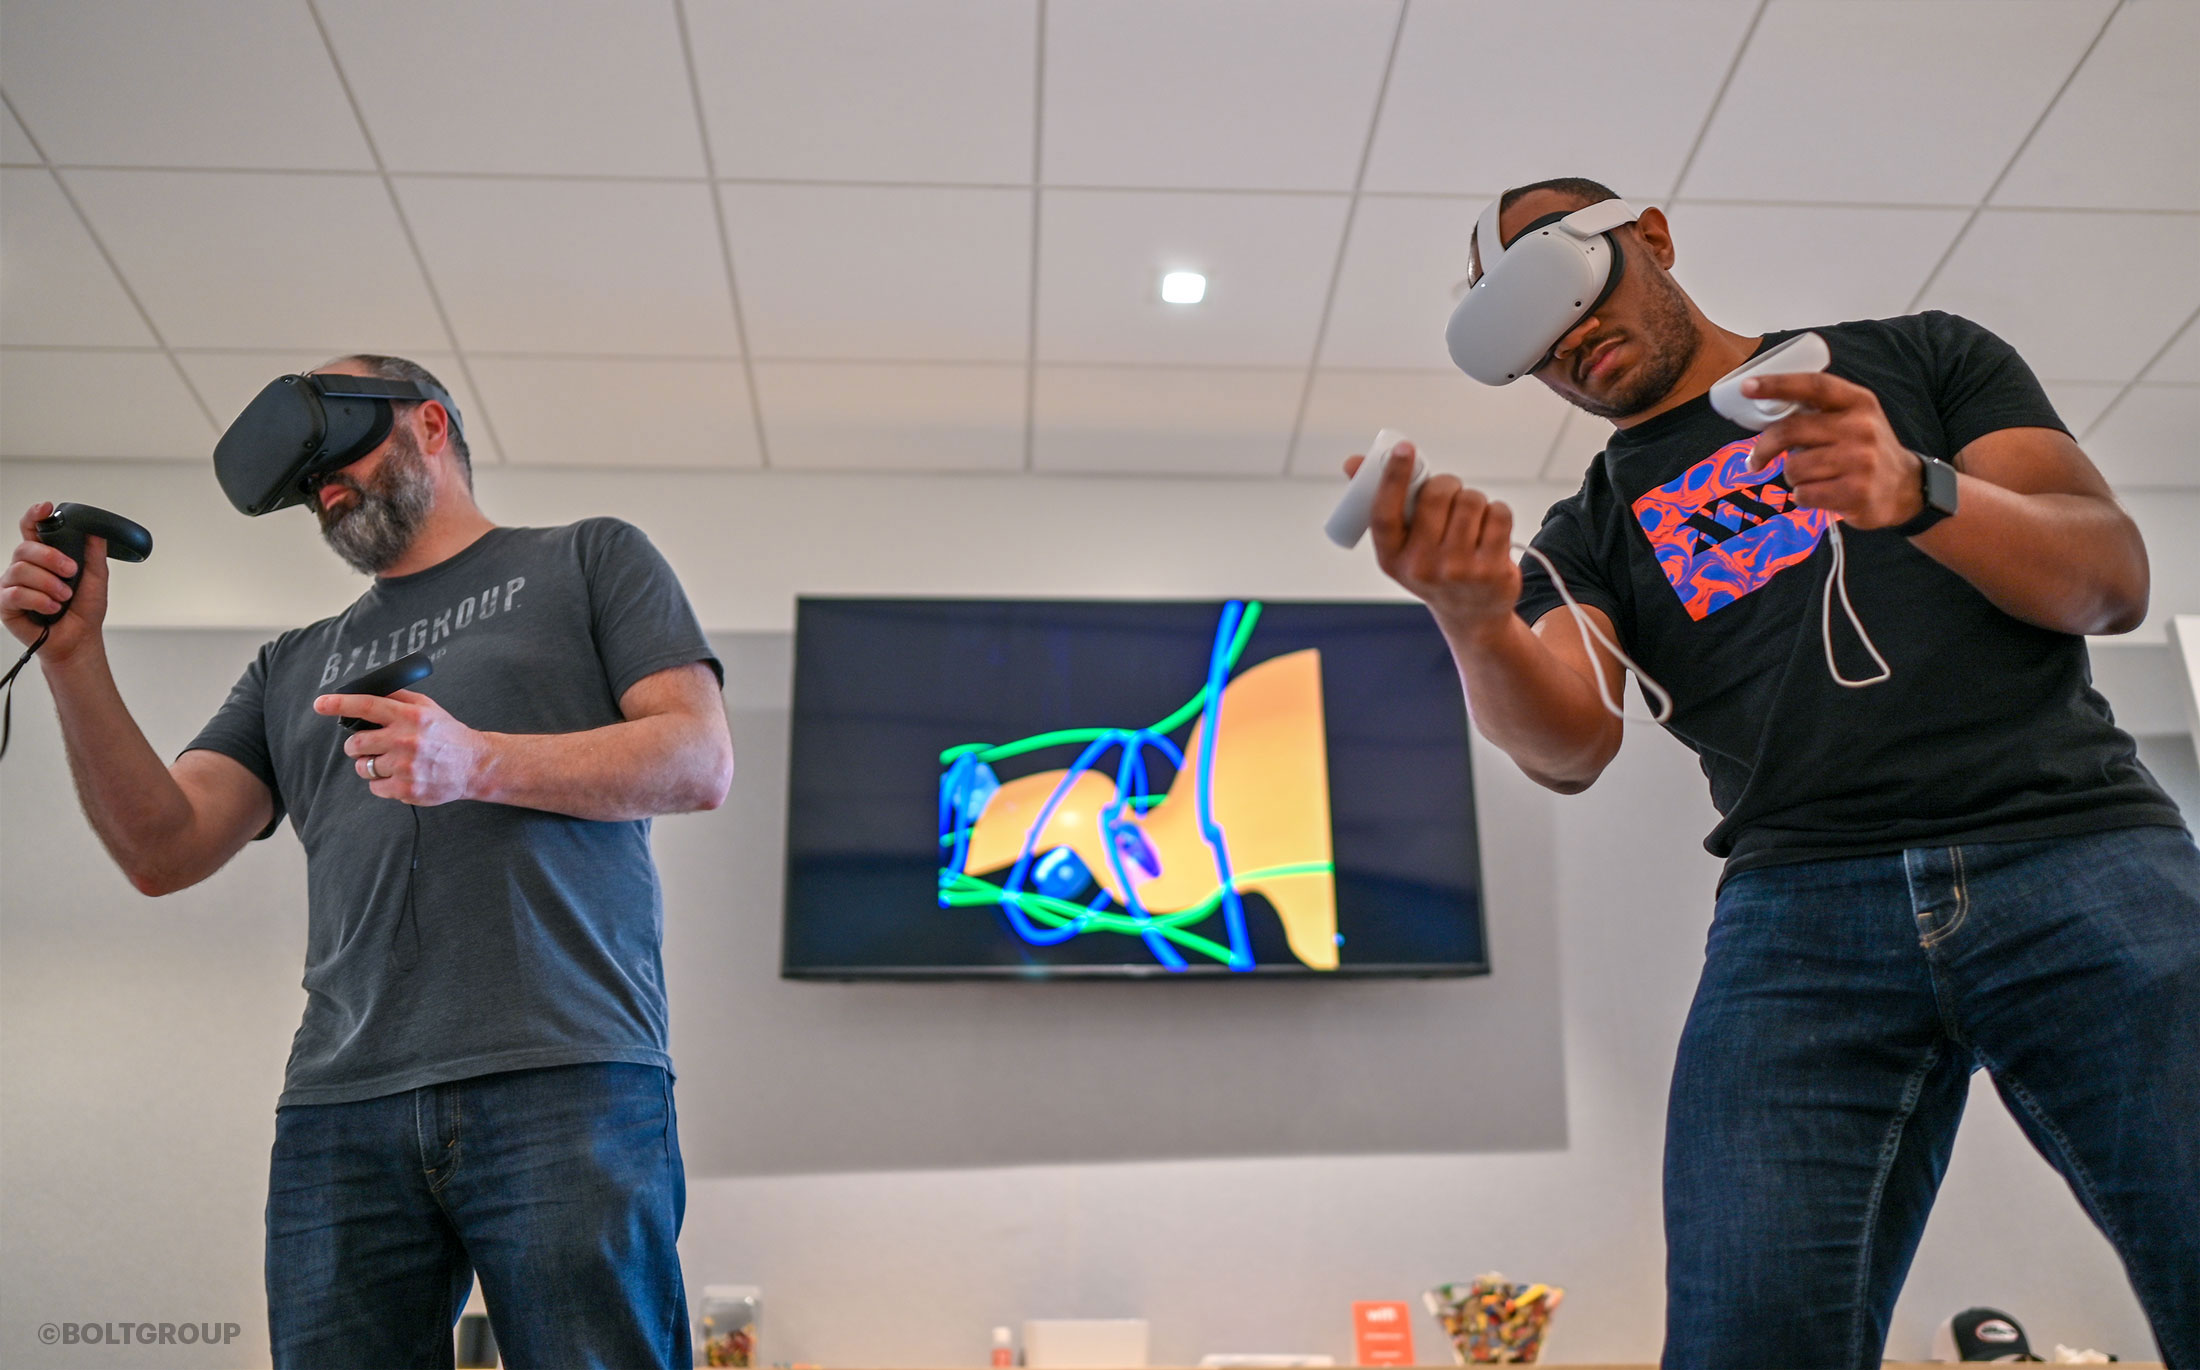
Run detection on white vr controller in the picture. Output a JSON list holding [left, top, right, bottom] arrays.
[[1326, 333, 1835, 550], [1708, 331, 1830, 430], [1321, 427, 1672, 723], [1701, 329, 1887, 688], [1323, 429, 1427, 549], [1319, 332, 1865, 720]]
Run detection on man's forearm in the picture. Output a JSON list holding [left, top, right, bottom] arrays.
[[43, 648, 203, 886], [1911, 478, 2148, 636], [466, 714, 732, 822], [1433, 610, 1622, 793]]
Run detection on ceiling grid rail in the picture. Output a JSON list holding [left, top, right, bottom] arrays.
[[0, 87, 222, 434], [1903, 0, 2124, 323], [671, 0, 773, 469], [302, 0, 508, 466], [1020, 0, 1050, 472], [1280, 0, 1414, 479]]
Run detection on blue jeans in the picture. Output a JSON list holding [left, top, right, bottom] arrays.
[[1662, 825, 2200, 1367], [265, 1062, 689, 1370]]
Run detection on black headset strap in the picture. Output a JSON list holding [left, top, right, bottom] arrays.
[[306, 375, 464, 441]]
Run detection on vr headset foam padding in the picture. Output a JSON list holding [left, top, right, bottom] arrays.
[[213, 373, 461, 517]]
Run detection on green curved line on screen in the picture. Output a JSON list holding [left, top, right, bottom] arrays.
[[939, 602, 1265, 766], [937, 859, 1334, 967]]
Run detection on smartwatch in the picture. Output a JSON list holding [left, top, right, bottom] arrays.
[[1891, 450, 1959, 537]]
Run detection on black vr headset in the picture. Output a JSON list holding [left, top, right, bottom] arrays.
[[214, 373, 464, 517]]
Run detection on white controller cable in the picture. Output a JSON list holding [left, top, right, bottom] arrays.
[[1510, 539, 1674, 724], [1820, 520, 1892, 688], [1327, 419, 1892, 727]]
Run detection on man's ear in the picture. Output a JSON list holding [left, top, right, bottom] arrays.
[[1632, 205, 1676, 271], [414, 399, 453, 459]]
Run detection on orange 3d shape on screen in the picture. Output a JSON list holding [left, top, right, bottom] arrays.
[[937, 601, 1339, 972]]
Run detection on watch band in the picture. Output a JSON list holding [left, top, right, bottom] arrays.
[[1891, 450, 1959, 537]]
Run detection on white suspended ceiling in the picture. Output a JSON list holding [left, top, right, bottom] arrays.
[[0, 0, 2193, 489]]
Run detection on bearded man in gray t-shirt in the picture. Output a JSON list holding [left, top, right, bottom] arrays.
[[1, 355, 733, 1370]]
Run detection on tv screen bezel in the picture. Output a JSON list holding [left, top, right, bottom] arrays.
[[779, 594, 1489, 983]]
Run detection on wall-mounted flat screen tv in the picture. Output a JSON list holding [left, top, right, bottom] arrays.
[[782, 598, 1485, 979]]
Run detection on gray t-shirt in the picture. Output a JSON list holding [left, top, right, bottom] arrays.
[[185, 519, 719, 1106]]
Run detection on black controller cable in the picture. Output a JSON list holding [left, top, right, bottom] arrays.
[[394, 803, 424, 972], [337, 651, 436, 970], [0, 626, 54, 762]]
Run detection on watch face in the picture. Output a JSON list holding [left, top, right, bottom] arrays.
[[1923, 454, 1959, 514]]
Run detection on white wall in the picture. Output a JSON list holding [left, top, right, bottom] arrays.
[[2, 458, 2192, 1365], [9, 457, 2198, 643]]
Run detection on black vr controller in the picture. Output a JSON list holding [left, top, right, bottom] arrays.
[[30, 503, 154, 626], [332, 651, 433, 730], [2, 504, 154, 760]]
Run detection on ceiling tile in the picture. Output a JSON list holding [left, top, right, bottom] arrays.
[[1996, 3, 2200, 212], [2146, 319, 2200, 385], [64, 170, 447, 353], [467, 357, 758, 468], [688, 0, 1034, 184], [1684, 1, 2112, 205], [1920, 210, 2200, 383], [3, 103, 39, 164], [0, 170, 155, 346], [1037, 190, 1347, 365], [2039, 381, 2125, 438], [724, 185, 1030, 360], [1661, 204, 1970, 335], [754, 362, 1025, 471], [2082, 385, 2200, 489], [318, 0, 704, 177], [1032, 365, 1300, 475], [176, 351, 479, 447], [1364, 0, 1758, 196], [1293, 369, 1565, 483], [0, 0, 371, 169], [0, 349, 210, 459], [1042, 0, 1397, 191], [1320, 195, 1475, 370], [399, 178, 735, 355]]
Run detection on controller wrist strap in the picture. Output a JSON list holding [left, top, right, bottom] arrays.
[[0, 626, 53, 762], [1514, 542, 1675, 725], [1514, 520, 1891, 726], [1822, 521, 1892, 688]]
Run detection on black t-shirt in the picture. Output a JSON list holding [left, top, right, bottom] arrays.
[[1515, 311, 2184, 874]]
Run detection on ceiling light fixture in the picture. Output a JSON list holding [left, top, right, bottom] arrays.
[[1161, 271, 1207, 305]]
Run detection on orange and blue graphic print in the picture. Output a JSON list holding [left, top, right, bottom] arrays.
[[1632, 439, 1832, 620]]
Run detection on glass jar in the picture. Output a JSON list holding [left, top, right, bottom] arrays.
[[699, 1285, 760, 1368]]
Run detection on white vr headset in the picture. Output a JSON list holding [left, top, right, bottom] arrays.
[[1445, 196, 1645, 385]]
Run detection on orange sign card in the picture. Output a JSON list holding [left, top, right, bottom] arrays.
[[1352, 1300, 1415, 1366]]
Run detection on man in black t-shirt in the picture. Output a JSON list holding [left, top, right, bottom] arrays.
[[1349, 179, 2198, 1365]]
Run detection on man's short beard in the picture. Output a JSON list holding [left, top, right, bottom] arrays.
[[1568, 261, 1701, 421], [316, 428, 436, 575]]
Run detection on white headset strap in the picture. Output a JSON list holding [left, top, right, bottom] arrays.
[[1471, 198, 1507, 279], [1473, 195, 1643, 280], [1558, 198, 1643, 240]]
